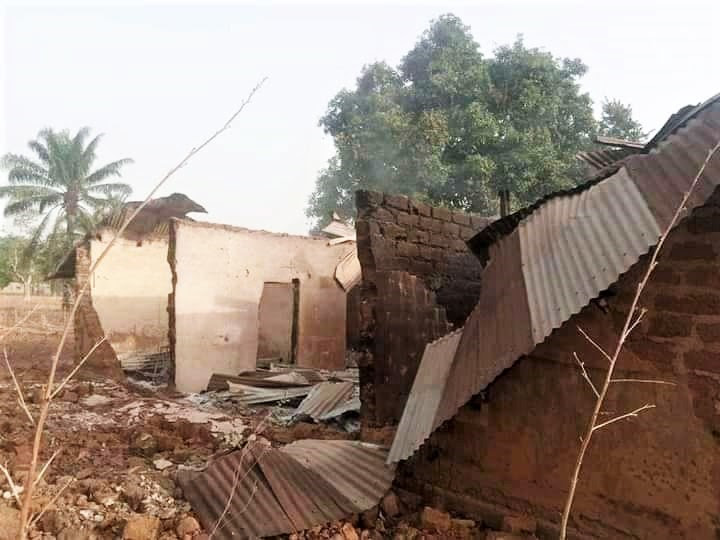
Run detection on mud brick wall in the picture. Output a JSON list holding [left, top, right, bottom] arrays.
[[401, 195, 720, 539], [73, 244, 121, 375], [355, 190, 490, 428]]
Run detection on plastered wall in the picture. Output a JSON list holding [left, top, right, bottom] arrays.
[[170, 220, 354, 393], [88, 231, 172, 356], [400, 197, 720, 538]]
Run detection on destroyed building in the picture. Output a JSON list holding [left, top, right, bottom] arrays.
[[53, 195, 361, 392], [355, 94, 720, 539]]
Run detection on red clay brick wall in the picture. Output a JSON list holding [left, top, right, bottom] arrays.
[[401, 199, 720, 539], [355, 190, 489, 427]]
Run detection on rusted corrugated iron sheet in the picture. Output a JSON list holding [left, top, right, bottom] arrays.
[[179, 440, 394, 540], [387, 330, 462, 463], [576, 147, 637, 171], [281, 440, 395, 510], [295, 381, 354, 421], [391, 97, 720, 464]]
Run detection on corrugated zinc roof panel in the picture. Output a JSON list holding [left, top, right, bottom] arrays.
[[179, 440, 394, 539], [295, 381, 355, 421], [520, 168, 661, 342], [387, 329, 462, 464], [281, 440, 395, 510], [389, 98, 720, 466]]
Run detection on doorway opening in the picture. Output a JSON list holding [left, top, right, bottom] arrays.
[[257, 280, 300, 365]]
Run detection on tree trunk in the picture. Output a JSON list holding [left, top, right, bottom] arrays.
[[22, 275, 32, 301]]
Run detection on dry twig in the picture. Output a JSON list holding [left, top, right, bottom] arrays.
[[3, 349, 35, 426], [559, 139, 720, 539], [14, 78, 267, 538]]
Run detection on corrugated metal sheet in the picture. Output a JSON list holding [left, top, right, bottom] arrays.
[[390, 98, 720, 464], [387, 329, 462, 463], [179, 439, 395, 540], [294, 381, 355, 421], [518, 167, 662, 343], [281, 440, 395, 509], [576, 147, 637, 171], [335, 250, 362, 291]]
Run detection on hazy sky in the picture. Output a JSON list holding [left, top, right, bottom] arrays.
[[2, 0, 720, 235]]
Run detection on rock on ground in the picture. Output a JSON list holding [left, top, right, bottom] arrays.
[[123, 515, 161, 540]]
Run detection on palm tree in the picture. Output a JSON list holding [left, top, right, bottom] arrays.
[[0, 127, 133, 250]]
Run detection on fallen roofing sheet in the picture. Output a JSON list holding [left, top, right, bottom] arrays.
[[226, 382, 312, 405], [391, 96, 720, 463], [576, 147, 638, 172], [178, 439, 395, 539], [294, 381, 355, 421], [387, 330, 462, 463]]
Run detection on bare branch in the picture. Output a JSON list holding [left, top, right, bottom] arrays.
[[34, 448, 62, 487], [610, 378, 676, 386], [592, 404, 656, 432], [623, 307, 647, 339], [28, 477, 73, 530], [576, 326, 612, 364], [50, 338, 106, 400], [0, 305, 39, 343], [573, 352, 599, 398], [3, 349, 35, 426], [0, 462, 22, 507], [560, 139, 720, 540]]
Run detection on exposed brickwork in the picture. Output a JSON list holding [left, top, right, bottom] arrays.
[[400, 193, 720, 538], [73, 244, 122, 376], [355, 190, 490, 427]]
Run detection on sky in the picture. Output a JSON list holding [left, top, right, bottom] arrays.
[[2, 0, 720, 235]]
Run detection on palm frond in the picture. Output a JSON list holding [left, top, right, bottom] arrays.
[[79, 133, 103, 177], [87, 182, 133, 198], [1, 154, 53, 185], [40, 129, 71, 186], [27, 140, 51, 165], [84, 158, 134, 185]]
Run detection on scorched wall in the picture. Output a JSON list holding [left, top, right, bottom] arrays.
[[355, 190, 490, 428], [169, 220, 355, 393], [400, 199, 720, 539]]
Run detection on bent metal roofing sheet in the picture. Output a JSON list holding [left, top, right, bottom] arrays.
[[389, 95, 720, 464], [179, 439, 394, 539]]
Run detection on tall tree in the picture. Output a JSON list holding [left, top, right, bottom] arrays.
[[0, 128, 133, 254], [307, 15, 599, 225], [599, 98, 646, 141]]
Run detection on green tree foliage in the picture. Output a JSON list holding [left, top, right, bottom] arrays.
[[0, 127, 133, 260], [599, 98, 646, 141], [0, 235, 49, 296], [307, 15, 604, 224]]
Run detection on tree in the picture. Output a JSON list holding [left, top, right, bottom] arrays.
[[0, 235, 47, 298], [599, 98, 646, 141], [0, 128, 133, 257], [307, 15, 599, 225]]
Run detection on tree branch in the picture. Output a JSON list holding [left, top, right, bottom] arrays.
[[573, 352, 599, 398], [592, 404, 656, 432]]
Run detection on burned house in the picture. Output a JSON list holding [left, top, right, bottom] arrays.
[[169, 218, 358, 392], [357, 94, 720, 538], [54, 195, 360, 392]]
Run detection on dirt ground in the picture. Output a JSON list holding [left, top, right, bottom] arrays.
[[0, 329, 515, 540]]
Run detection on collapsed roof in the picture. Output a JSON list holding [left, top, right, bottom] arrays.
[[389, 92, 720, 463], [49, 193, 206, 279]]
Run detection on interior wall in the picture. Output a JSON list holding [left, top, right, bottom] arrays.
[[89, 231, 172, 356], [170, 220, 354, 393]]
